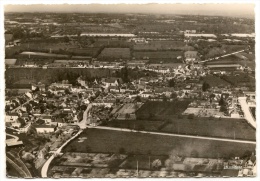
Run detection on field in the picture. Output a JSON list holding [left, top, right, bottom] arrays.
[[5, 68, 111, 85], [206, 55, 255, 69], [63, 129, 255, 158], [159, 117, 255, 141], [222, 44, 247, 54], [133, 51, 182, 59], [221, 73, 255, 87], [98, 48, 131, 59], [202, 75, 230, 87], [5, 42, 76, 58], [133, 41, 188, 51], [136, 101, 191, 120], [102, 120, 166, 131], [67, 47, 101, 57], [91, 39, 132, 47]]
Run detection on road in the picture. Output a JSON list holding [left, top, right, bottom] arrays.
[[200, 50, 245, 63], [41, 130, 83, 178], [238, 97, 256, 129], [6, 151, 32, 178], [89, 126, 256, 145], [78, 103, 92, 129], [6, 133, 19, 142], [11, 98, 33, 113]]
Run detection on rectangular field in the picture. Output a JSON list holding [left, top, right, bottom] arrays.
[[98, 48, 131, 59], [133, 51, 183, 59], [136, 101, 191, 120], [63, 129, 255, 158], [202, 75, 230, 87], [133, 41, 186, 51], [103, 120, 165, 131], [160, 117, 255, 141]]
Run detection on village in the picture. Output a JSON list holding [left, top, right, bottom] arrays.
[[4, 9, 256, 178]]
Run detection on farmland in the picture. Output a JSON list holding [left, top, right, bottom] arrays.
[[133, 51, 183, 63], [63, 129, 255, 158], [5, 42, 77, 58], [136, 101, 191, 120], [133, 41, 189, 51], [159, 117, 255, 141], [221, 73, 255, 88], [5, 68, 111, 85], [98, 48, 131, 59], [202, 75, 230, 87], [66, 47, 101, 57], [91, 39, 132, 47], [102, 120, 166, 131]]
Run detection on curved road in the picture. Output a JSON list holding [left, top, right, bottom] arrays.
[[238, 97, 256, 129], [90, 126, 256, 145], [41, 130, 83, 178]]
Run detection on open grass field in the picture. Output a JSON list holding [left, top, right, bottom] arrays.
[[133, 41, 187, 51], [202, 75, 230, 87], [136, 101, 191, 120], [63, 129, 255, 158], [160, 117, 255, 141], [98, 48, 131, 59]]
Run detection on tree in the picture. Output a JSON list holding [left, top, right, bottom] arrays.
[[191, 150, 199, 157], [219, 97, 225, 106], [152, 159, 162, 169], [136, 124, 145, 131], [119, 147, 126, 154], [135, 96, 141, 102], [168, 78, 175, 87], [125, 113, 130, 120], [171, 92, 177, 99], [202, 82, 210, 92], [188, 114, 194, 119], [220, 105, 227, 112]]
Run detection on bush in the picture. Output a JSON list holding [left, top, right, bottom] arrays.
[[188, 114, 194, 119], [119, 147, 126, 154]]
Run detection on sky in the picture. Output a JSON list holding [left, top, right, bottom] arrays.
[[4, 4, 255, 18]]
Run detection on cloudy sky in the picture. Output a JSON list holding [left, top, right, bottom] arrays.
[[4, 4, 255, 18]]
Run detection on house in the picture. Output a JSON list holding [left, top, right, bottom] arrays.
[[5, 113, 19, 123], [40, 115, 53, 124], [109, 86, 120, 93], [185, 30, 196, 34], [101, 77, 123, 88], [55, 118, 67, 127], [184, 51, 198, 63], [35, 125, 57, 133], [140, 92, 153, 98], [32, 83, 46, 92], [50, 83, 72, 89], [24, 61, 36, 68]]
